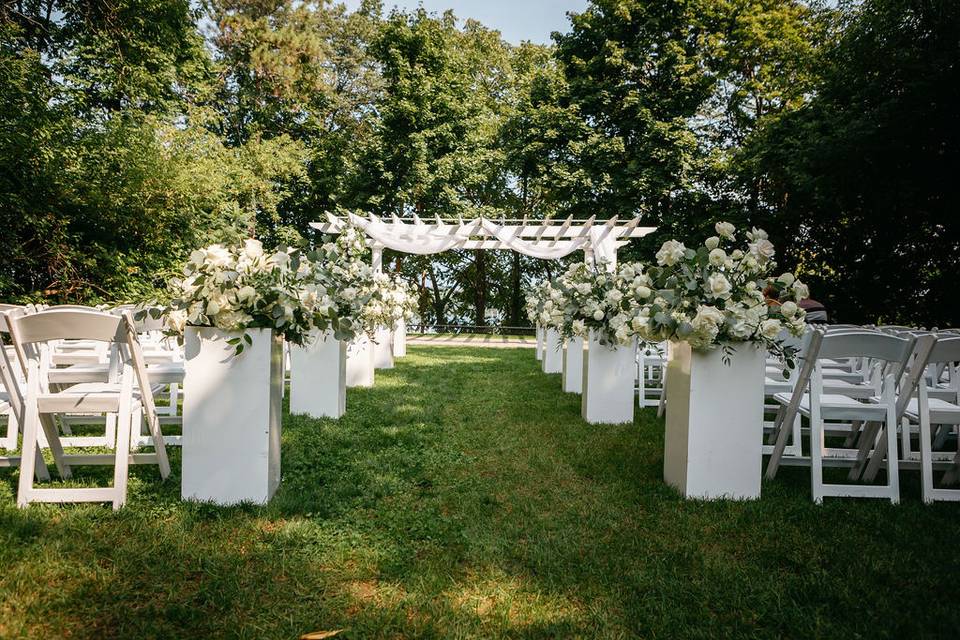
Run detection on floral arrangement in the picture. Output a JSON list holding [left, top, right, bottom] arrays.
[[304, 225, 374, 340], [525, 279, 565, 330], [363, 272, 415, 330], [554, 261, 645, 346], [160, 239, 345, 353], [631, 222, 808, 363]]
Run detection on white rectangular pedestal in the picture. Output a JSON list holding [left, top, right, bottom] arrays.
[[535, 326, 544, 361], [182, 327, 282, 505], [392, 321, 407, 358], [290, 329, 346, 419], [664, 341, 766, 500], [346, 335, 375, 388], [581, 332, 635, 424], [373, 326, 394, 369], [563, 336, 585, 394], [542, 328, 562, 374]]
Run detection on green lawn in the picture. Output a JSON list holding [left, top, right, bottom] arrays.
[[1, 347, 958, 639]]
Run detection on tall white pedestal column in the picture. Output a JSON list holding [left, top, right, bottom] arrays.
[[535, 325, 544, 361], [392, 321, 407, 358], [346, 334, 375, 388], [290, 329, 346, 419], [581, 331, 635, 424], [373, 326, 394, 369], [542, 328, 562, 374], [562, 336, 585, 394], [664, 341, 766, 500], [182, 327, 282, 505]]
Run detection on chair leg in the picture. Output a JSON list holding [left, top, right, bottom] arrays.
[[901, 416, 912, 461], [919, 413, 935, 503], [849, 421, 879, 481], [16, 395, 41, 508], [843, 420, 862, 448], [810, 412, 824, 504], [863, 428, 889, 483], [657, 372, 667, 418], [885, 404, 900, 504], [40, 414, 71, 479]]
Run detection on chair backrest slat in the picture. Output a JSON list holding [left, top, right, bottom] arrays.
[[818, 331, 913, 363], [925, 335, 960, 364], [9, 310, 125, 345]]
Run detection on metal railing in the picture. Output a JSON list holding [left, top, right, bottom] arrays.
[[410, 324, 535, 336]]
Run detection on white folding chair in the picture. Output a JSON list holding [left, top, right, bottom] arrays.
[[896, 336, 960, 502], [0, 311, 52, 481], [637, 342, 666, 408], [765, 329, 918, 503], [8, 309, 170, 509]]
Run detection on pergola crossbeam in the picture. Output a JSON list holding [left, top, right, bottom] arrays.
[[308, 213, 655, 267]]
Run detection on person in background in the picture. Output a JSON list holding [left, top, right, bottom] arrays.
[[799, 297, 828, 324]]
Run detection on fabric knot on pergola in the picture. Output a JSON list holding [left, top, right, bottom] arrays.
[[310, 212, 656, 268]]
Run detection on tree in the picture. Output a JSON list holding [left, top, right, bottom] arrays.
[[741, 0, 960, 325], [552, 0, 716, 220]]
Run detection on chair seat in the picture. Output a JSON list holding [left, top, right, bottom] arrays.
[[47, 364, 110, 385], [48, 362, 184, 386], [37, 383, 143, 413], [821, 368, 866, 382], [145, 362, 185, 384], [764, 377, 793, 394], [822, 379, 878, 399], [774, 392, 890, 421], [903, 397, 960, 425]]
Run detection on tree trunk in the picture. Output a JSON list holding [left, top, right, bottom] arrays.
[[508, 252, 522, 326], [474, 251, 487, 326]]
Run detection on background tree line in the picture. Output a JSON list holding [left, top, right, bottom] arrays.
[[1, 0, 957, 326]]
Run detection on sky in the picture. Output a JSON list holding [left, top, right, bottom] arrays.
[[342, 0, 590, 45]]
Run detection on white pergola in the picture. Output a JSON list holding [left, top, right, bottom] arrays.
[[309, 211, 657, 271]]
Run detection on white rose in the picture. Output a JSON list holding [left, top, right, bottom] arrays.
[[793, 281, 810, 300], [704, 236, 720, 250], [236, 285, 257, 305], [715, 221, 736, 239], [592, 309, 604, 321], [244, 239, 264, 259], [749, 238, 776, 262], [760, 319, 782, 340], [777, 272, 795, 286], [205, 300, 221, 316], [204, 245, 232, 268], [634, 285, 651, 299], [656, 239, 686, 267], [708, 248, 727, 267], [780, 301, 798, 318], [706, 273, 732, 299]]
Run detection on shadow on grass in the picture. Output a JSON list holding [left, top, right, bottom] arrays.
[[0, 346, 958, 638]]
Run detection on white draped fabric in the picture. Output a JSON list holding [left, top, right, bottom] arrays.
[[348, 213, 465, 255], [478, 218, 588, 259], [310, 212, 656, 263]]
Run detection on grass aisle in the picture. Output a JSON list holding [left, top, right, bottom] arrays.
[[1, 346, 958, 638]]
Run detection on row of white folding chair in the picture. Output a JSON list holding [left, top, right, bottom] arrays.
[[861, 328, 960, 501], [762, 326, 889, 460], [2, 307, 170, 508], [765, 328, 931, 503], [1, 304, 185, 448], [37, 304, 184, 446], [637, 342, 667, 408]]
